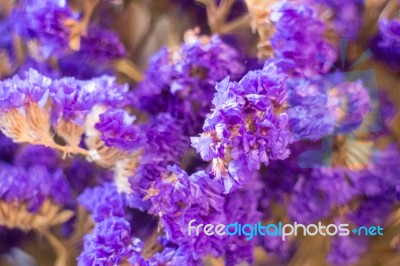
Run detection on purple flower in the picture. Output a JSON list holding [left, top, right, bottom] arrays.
[[192, 74, 291, 192], [90, 75, 131, 108], [223, 177, 262, 265], [263, 235, 294, 260], [0, 69, 51, 111], [58, 53, 113, 79], [18, 57, 61, 79], [147, 165, 260, 264], [270, 1, 337, 77], [287, 79, 336, 141], [312, 167, 357, 205], [149, 245, 202, 266], [78, 26, 126, 62], [15, 145, 60, 171], [376, 19, 400, 48], [94, 108, 142, 151], [0, 80, 26, 111], [50, 77, 96, 125], [148, 165, 226, 259], [0, 163, 71, 212], [16, 0, 74, 58], [259, 158, 303, 213], [0, 12, 15, 60], [327, 235, 368, 266], [127, 113, 188, 197], [78, 182, 126, 222], [370, 19, 400, 69], [347, 144, 400, 197], [64, 159, 106, 193], [347, 196, 393, 227], [78, 217, 143, 266], [134, 34, 245, 134], [308, 0, 363, 39], [288, 176, 331, 224]]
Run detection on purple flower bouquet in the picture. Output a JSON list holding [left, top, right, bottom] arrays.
[[0, 0, 400, 265]]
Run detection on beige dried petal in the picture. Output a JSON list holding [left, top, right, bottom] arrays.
[[55, 119, 85, 147], [26, 102, 52, 143], [114, 150, 142, 193], [0, 109, 31, 143], [49, 210, 75, 227]]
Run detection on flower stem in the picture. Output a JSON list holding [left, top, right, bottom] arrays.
[[36, 227, 69, 266]]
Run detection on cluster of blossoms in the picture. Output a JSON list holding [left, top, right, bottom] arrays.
[[77, 182, 144, 265], [134, 32, 246, 134], [145, 165, 261, 265], [191, 67, 292, 192], [370, 18, 400, 69], [0, 0, 400, 266]]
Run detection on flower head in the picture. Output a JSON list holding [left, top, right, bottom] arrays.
[[78, 182, 126, 222], [50, 77, 96, 126], [270, 1, 337, 77], [192, 72, 291, 192], [135, 33, 245, 134], [78, 217, 143, 266], [78, 26, 126, 62], [0, 163, 71, 212], [17, 0, 74, 58], [94, 108, 142, 151]]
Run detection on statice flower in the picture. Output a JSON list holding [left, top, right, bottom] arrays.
[[258, 156, 304, 214], [263, 236, 295, 261], [370, 18, 400, 69], [89, 75, 131, 108], [16, 0, 75, 58], [308, 0, 363, 39], [18, 57, 61, 79], [147, 165, 226, 260], [65, 158, 107, 193], [312, 167, 357, 205], [269, 1, 337, 77], [327, 235, 368, 266], [147, 165, 262, 264], [0, 69, 52, 144], [347, 196, 394, 227], [287, 175, 332, 224], [50, 75, 132, 148], [50, 77, 96, 126], [78, 182, 127, 222], [94, 108, 142, 151], [78, 217, 143, 266], [78, 26, 126, 63], [0, 68, 50, 110], [148, 245, 202, 266], [58, 53, 113, 79], [0, 163, 71, 212], [287, 79, 336, 142], [78, 181, 147, 265], [192, 71, 291, 192], [128, 113, 188, 189], [14, 144, 60, 171], [135, 32, 245, 134], [346, 144, 400, 198], [223, 177, 262, 265]]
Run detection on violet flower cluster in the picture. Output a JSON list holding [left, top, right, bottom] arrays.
[[0, 0, 400, 266], [134, 33, 246, 134]]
